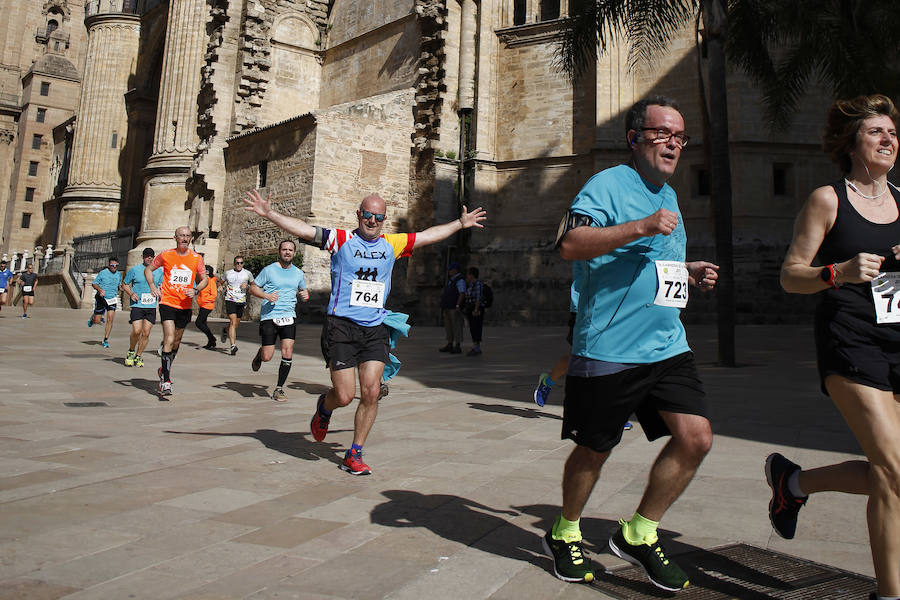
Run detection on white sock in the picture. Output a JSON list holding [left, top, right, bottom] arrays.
[[878, 595, 900, 600], [787, 470, 806, 498]]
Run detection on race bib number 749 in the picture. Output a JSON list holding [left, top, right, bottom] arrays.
[[872, 272, 900, 324], [654, 261, 689, 308]]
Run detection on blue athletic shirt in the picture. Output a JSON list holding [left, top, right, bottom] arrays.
[[93, 268, 122, 299], [124, 264, 163, 308], [0, 268, 12, 291], [569, 164, 689, 363], [255, 262, 307, 321], [320, 228, 415, 327]]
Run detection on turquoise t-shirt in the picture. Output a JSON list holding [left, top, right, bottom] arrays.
[[93, 268, 122, 299], [569, 164, 690, 363], [255, 262, 307, 321], [123, 264, 163, 308]]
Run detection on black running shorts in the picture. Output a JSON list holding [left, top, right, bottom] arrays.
[[158, 304, 192, 329], [260, 319, 296, 346], [320, 315, 389, 371], [562, 351, 708, 453], [225, 300, 245, 317], [129, 307, 157, 324]]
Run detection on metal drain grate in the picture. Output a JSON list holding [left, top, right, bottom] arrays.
[[592, 543, 873, 599], [63, 402, 109, 407]]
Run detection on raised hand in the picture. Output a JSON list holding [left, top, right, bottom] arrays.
[[244, 189, 271, 217], [460, 205, 487, 229]]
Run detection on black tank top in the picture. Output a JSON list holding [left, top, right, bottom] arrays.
[[816, 180, 900, 321]]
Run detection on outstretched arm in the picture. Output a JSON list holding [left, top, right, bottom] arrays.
[[413, 205, 487, 249], [244, 190, 317, 242]]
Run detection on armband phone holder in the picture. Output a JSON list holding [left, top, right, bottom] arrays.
[[555, 210, 594, 248]]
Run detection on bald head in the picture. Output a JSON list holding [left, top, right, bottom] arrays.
[[174, 226, 192, 252], [359, 194, 386, 213], [356, 194, 387, 241]]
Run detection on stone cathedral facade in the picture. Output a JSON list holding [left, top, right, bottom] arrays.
[[1, 0, 837, 322]]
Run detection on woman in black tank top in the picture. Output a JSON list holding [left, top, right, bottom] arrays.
[[769, 95, 900, 599]]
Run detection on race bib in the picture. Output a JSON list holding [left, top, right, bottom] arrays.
[[169, 268, 191, 286], [653, 261, 689, 308], [350, 279, 385, 308], [226, 286, 246, 302], [273, 316, 294, 326], [23, 285, 33, 293], [106, 296, 118, 307], [871, 272, 900, 324], [0, 288, 5, 294], [140, 293, 156, 306]]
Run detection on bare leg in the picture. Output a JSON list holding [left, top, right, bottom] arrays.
[[161, 320, 176, 353], [326, 367, 356, 412], [129, 320, 141, 351], [635, 412, 712, 521], [550, 353, 570, 382], [104, 309, 115, 340], [561, 444, 610, 522], [136, 321, 153, 355], [228, 313, 239, 346], [352, 360, 385, 447]]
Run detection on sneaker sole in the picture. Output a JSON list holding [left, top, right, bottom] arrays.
[[339, 464, 371, 476], [608, 535, 685, 592], [541, 535, 594, 583]]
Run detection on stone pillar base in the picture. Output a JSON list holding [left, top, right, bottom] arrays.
[[58, 200, 120, 247]]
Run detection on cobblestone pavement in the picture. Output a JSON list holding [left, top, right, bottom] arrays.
[[0, 308, 872, 599]]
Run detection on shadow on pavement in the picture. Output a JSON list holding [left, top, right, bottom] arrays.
[[165, 428, 351, 463], [113, 377, 161, 397], [212, 381, 271, 398], [467, 402, 562, 420]]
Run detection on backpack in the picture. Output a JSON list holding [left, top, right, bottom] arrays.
[[481, 283, 493, 308]]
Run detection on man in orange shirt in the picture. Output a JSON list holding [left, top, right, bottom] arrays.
[[146, 226, 208, 397]]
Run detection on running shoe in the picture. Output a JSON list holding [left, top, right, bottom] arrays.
[[101, 339, 110, 348], [534, 372, 552, 407], [22, 314, 28, 319], [765, 453, 807, 539], [221, 327, 228, 343], [135, 355, 144, 368], [310, 394, 330, 442], [125, 350, 136, 366], [624, 421, 633, 431], [450, 344, 462, 354], [377, 382, 389, 401], [608, 523, 689, 591], [251, 352, 262, 372], [88, 314, 94, 327], [230, 345, 238, 356], [340, 449, 371, 475], [159, 381, 172, 397], [542, 530, 594, 583], [202, 341, 216, 350]]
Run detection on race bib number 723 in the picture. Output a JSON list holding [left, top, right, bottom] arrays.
[[653, 261, 689, 308]]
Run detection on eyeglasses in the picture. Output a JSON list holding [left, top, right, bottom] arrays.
[[640, 128, 690, 147], [360, 210, 386, 222], [109, 264, 118, 268]]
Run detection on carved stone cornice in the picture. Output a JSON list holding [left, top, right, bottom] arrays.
[[496, 19, 566, 48]]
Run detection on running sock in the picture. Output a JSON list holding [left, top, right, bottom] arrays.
[[551, 514, 582, 543], [787, 470, 807, 498], [277, 358, 292, 387], [348, 443, 363, 456], [161, 351, 174, 381], [318, 396, 332, 417], [544, 375, 556, 388], [622, 511, 659, 545]]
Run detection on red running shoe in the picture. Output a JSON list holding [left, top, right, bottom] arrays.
[[310, 394, 330, 442], [340, 449, 371, 476]]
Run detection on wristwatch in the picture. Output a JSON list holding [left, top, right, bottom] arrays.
[[820, 264, 837, 288]]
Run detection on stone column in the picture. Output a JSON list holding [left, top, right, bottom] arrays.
[[129, 0, 206, 267], [57, 12, 141, 247]]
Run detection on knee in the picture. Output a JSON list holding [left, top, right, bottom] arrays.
[[676, 427, 713, 464], [570, 444, 609, 471], [332, 388, 354, 407], [359, 382, 380, 405], [869, 459, 900, 500]]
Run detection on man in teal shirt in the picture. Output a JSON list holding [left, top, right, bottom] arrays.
[[90, 257, 122, 348], [121, 248, 164, 367], [543, 97, 720, 591], [248, 240, 309, 402]]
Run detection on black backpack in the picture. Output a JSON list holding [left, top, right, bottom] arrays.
[[481, 283, 493, 308]]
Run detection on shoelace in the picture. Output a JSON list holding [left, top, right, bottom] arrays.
[[653, 544, 670, 566], [775, 474, 805, 513], [568, 542, 585, 565]]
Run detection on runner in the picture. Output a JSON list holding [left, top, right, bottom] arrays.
[[146, 226, 208, 398], [194, 265, 218, 349], [121, 248, 162, 367], [248, 240, 309, 402], [16, 262, 38, 319], [244, 189, 486, 475], [0, 259, 12, 314], [89, 257, 122, 347], [221, 256, 252, 355]]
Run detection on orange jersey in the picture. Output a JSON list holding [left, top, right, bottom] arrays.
[[151, 248, 206, 309], [197, 275, 217, 310]]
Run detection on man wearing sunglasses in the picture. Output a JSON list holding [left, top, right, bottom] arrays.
[[244, 190, 487, 475], [544, 97, 720, 591], [222, 256, 253, 355], [90, 257, 123, 348]]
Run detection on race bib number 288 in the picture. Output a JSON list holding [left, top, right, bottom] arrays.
[[654, 261, 689, 308], [169, 268, 191, 286]]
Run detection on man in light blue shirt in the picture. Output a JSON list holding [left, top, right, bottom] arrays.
[[90, 257, 122, 348], [121, 247, 164, 367], [248, 240, 309, 402], [543, 97, 720, 591], [0, 259, 12, 314]]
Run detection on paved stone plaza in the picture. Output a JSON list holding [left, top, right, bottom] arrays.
[[0, 308, 873, 599]]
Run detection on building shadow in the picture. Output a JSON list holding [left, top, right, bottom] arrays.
[[165, 428, 350, 463]]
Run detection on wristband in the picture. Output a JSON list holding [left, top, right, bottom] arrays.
[[820, 264, 838, 289]]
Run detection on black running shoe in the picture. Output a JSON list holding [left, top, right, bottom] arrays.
[[220, 327, 228, 343], [608, 525, 689, 591], [541, 531, 594, 583], [765, 453, 807, 539], [251, 352, 262, 372]]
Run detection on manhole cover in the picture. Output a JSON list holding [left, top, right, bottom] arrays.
[[63, 402, 109, 407], [592, 543, 873, 599]]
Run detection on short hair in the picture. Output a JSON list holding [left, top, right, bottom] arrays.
[[142, 247, 155, 258], [468, 266, 479, 278], [625, 95, 682, 136], [233, 255, 244, 263], [205, 265, 214, 277], [823, 94, 899, 174], [109, 257, 119, 264], [278, 239, 296, 251]]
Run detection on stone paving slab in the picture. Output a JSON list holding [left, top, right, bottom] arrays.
[[0, 308, 875, 598]]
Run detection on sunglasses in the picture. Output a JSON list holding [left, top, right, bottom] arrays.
[[109, 264, 118, 268], [234, 261, 243, 265], [360, 210, 386, 222]]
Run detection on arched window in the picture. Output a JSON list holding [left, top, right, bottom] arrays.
[[46, 19, 59, 35]]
